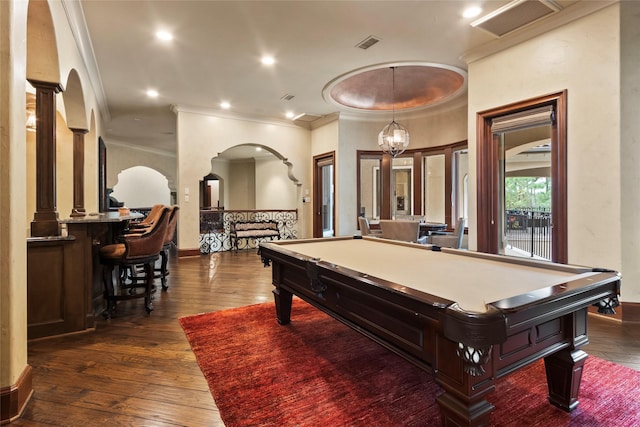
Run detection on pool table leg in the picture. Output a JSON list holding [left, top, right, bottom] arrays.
[[436, 392, 494, 427], [273, 287, 293, 325], [544, 348, 588, 411]]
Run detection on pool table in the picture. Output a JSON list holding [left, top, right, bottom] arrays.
[[258, 236, 621, 427]]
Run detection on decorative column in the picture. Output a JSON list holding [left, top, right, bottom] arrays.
[[28, 79, 64, 237], [70, 128, 88, 217]]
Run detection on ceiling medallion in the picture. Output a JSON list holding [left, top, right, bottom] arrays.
[[323, 62, 467, 112]]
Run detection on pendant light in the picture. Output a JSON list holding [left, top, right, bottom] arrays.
[[378, 67, 409, 157]]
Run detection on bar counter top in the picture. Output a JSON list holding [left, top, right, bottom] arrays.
[[60, 211, 143, 224]]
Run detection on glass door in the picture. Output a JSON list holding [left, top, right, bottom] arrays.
[[313, 152, 335, 238], [498, 126, 552, 260]]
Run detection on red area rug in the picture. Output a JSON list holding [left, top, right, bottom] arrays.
[[180, 299, 640, 426]]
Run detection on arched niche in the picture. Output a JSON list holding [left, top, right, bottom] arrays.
[[210, 144, 300, 211], [63, 69, 88, 130]]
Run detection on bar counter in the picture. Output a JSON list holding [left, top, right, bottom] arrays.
[[27, 212, 141, 339]]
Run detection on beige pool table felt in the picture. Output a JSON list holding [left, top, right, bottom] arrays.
[[276, 239, 598, 313]]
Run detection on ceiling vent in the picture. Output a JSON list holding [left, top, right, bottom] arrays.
[[471, 0, 561, 37], [280, 94, 295, 101], [356, 36, 380, 50]]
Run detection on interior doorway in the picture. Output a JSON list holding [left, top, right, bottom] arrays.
[[200, 173, 223, 210], [313, 152, 335, 238]]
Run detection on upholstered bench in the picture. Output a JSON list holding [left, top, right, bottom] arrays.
[[230, 221, 280, 252]]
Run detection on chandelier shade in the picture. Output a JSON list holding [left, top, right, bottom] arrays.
[[378, 67, 409, 157], [378, 120, 410, 157]]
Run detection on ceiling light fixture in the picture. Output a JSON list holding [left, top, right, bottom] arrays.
[[378, 67, 409, 158], [146, 89, 159, 98], [285, 111, 295, 119], [261, 56, 275, 66], [156, 30, 174, 41], [220, 101, 231, 109], [463, 6, 482, 18]]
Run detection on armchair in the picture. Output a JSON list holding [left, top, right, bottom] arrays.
[[428, 217, 466, 249], [358, 217, 382, 237], [379, 220, 427, 244]]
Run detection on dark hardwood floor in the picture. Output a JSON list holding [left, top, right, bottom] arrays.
[[14, 249, 640, 426]]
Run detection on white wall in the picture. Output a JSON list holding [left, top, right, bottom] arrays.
[[110, 166, 172, 208], [467, 6, 625, 286]]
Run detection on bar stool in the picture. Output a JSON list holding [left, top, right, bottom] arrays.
[[99, 206, 171, 318], [158, 206, 179, 290], [128, 204, 164, 233]]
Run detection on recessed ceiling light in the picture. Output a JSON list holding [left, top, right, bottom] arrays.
[[156, 30, 173, 41], [285, 111, 295, 119], [146, 89, 159, 98], [261, 56, 275, 66], [220, 101, 231, 109], [463, 6, 482, 18], [256, 147, 262, 152]]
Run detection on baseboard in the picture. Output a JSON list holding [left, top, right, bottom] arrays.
[[178, 248, 202, 257], [589, 301, 640, 323], [0, 365, 33, 424], [622, 302, 640, 322]]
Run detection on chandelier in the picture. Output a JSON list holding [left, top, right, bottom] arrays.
[[378, 67, 409, 157]]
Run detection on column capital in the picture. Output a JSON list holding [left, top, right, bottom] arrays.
[[69, 128, 89, 134], [26, 79, 64, 93]]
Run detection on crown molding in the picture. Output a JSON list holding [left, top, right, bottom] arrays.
[[462, 0, 617, 64], [171, 104, 305, 130], [61, 0, 110, 123], [105, 138, 176, 158]]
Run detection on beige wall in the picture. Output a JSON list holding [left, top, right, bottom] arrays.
[[106, 139, 177, 192], [336, 104, 467, 235], [175, 107, 311, 250], [228, 159, 256, 210], [311, 119, 339, 234], [2, 0, 106, 392], [1, 0, 29, 391], [620, 0, 640, 303], [467, 5, 628, 292], [255, 157, 298, 210]]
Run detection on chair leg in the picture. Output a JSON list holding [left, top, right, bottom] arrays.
[[143, 262, 154, 314], [160, 247, 169, 291], [102, 264, 117, 319]]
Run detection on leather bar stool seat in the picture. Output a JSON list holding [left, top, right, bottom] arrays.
[[100, 206, 171, 318]]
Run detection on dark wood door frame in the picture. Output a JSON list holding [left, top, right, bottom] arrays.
[[476, 91, 567, 263], [313, 152, 335, 238]]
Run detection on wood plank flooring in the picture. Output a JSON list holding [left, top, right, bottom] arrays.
[[14, 250, 640, 426]]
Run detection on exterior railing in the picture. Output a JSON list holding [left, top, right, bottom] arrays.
[[199, 209, 298, 253], [505, 208, 552, 260]]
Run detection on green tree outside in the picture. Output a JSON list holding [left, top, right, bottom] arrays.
[[505, 177, 551, 210]]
